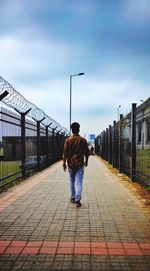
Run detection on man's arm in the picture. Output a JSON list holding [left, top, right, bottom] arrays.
[[62, 140, 68, 171], [84, 141, 90, 167], [84, 156, 89, 167], [63, 157, 67, 171]]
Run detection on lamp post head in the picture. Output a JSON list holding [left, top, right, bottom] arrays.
[[70, 73, 85, 78]]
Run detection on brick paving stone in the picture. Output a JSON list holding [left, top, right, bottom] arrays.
[[26, 241, 43, 247], [4, 246, 24, 254], [142, 249, 150, 255], [0, 241, 11, 247], [0, 246, 7, 253], [125, 248, 144, 256], [108, 248, 126, 255], [9, 240, 27, 247], [59, 241, 74, 248], [91, 247, 108, 255], [43, 241, 58, 247], [75, 241, 90, 248], [57, 247, 73, 254], [22, 247, 40, 254], [139, 243, 150, 249], [74, 247, 91, 254], [39, 247, 57, 254], [107, 242, 124, 248], [0, 156, 150, 270], [123, 242, 140, 249], [91, 241, 107, 248]]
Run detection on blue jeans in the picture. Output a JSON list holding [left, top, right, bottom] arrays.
[[68, 167, 84, 202]]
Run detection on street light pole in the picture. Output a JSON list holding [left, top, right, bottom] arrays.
[[69, 73, 84, 134], [117, 105, 121, 121], [69, 75, 72, 135]]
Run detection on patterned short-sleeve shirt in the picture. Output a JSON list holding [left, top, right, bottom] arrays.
[[63, 134, 89, 170]]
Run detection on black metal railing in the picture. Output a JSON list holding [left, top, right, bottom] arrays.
[[0, 76, 69, 190], [95, 98, 150, 186], [0, 107, 67, 189]]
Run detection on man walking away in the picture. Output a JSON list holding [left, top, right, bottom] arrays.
[[63, 122, 89, 207]]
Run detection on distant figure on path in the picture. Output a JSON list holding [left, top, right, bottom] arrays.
[[90, 145, 94, 155], [63, 122, 89, 207]]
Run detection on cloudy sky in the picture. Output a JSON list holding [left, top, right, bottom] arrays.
[[0, 0, 150, 137]]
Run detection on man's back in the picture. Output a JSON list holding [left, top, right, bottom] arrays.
[[63, 134, 89, 170]]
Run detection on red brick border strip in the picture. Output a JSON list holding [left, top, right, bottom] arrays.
[[0, 241, 150, 256]]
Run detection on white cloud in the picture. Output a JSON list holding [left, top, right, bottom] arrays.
[[13, 76, 149, 135], [0, 34, 81, 82]]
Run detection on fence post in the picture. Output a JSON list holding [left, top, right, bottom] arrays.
[[59, 132, 63, 160], [112, 121, 116, 167], [51, 127, 58, 163], [103, 131, 105, 159], [21, 113, 26, 179], [56, 132, 59, 161], [60, 133, 63, 160], [94, 137, 97, 155], [100, 133, 102, 158], [51, 129, 55, 163], [102, 130, 105, 159], [131, 103, 136, 181], [37, 121, 41, 171], [46, 125, 50, 167], [61, 133, 65, 158], [0, 90, 9, 101], [99, 134, 101, 156], [21, 109, 31, 179], [37, 118, 45, 171], [118, 114, 123, 172], [101, 133, 103, 158], [108, 125, 112, 164], [105, 128, 108, 161]]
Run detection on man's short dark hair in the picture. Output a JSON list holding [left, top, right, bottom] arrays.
[[71, 122, 80, 133]]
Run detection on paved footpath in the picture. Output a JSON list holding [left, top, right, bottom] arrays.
[[0, 156, 150, 271]]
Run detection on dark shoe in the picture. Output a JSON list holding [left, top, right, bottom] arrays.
[[70, 198, 75, 203], [75, 201, 81, 207]]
